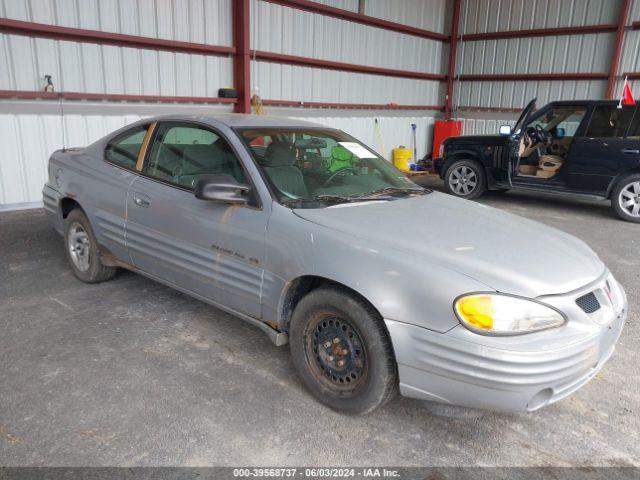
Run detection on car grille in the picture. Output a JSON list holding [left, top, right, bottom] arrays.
[[576, 292, 601, 314]]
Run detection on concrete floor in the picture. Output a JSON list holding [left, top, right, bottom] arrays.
[[1, 177, 639, 467]]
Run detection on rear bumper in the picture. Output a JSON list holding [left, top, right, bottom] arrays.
[[386, 283, 626, 412]]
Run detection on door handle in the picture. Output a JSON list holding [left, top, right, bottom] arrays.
[[621, 148, 640, 155], [133, 194, 150, 207]]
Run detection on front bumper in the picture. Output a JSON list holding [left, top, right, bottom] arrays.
[[387, 276, 627, 412]]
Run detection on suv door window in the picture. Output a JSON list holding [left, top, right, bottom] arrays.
[[145, 123, 247, 189], [105, 125, 149, 170], [585, 105, 635, 138], [527, 106, 587, 136]]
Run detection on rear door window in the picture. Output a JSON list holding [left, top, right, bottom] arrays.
[[585, 106, 635, 138], [105, 126, 149, 170]]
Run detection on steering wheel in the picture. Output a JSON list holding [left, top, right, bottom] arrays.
[[322, 167, 358, 187], [524, 124, 552, 147], [535, 124, 552, 145]]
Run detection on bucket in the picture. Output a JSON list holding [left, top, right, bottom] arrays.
[[393, 147, 412, 172]]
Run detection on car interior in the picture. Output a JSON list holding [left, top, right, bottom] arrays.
[[244, 131, 394, 199], [515, 106, 587, 180], [145, 125, 246, 189]]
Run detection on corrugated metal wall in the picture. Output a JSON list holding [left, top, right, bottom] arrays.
[[455, 0, 623, 110], [0, 0, 234, 96], [0, 0, 449, 209], [250, 0, 447, 106]]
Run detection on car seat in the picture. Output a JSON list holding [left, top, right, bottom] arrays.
[[536, 155, 564, 179], [261, 141, 308, 197]]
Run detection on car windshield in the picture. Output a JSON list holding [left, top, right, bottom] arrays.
[[525, 105, 587, 136], [239, 128, 427, 208]]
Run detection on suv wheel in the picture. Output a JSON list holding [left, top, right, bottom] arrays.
[[289, 286, 397, 414], [64, 208, 117, 282], [612, 174, 640, 223], [444, 160, 487, 199]]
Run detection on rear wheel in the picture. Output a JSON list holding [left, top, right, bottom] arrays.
[[612, 174, 640, 223], [289, 286, 397, 414], [444, 159, 487, 199], [64, 208, 117, 283]]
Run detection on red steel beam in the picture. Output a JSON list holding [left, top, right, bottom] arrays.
[[253, 50, 446, 81], [445, 0, 461, 119], [607, 0, 632, 99], [632, 21, 640, 30], [261, 99, 444, 110], [456, 106, 523, 113], [459, 72, 609, 81], [0, 90, 237, 104], [624, 72, 640, 79], [232, 0, 251, 113], [259, 0, 449, 42], [0, 18, 235, 56], [460, 24, 617, 41]]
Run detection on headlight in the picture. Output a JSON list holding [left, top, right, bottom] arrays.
[[454, 293, 566, 335]]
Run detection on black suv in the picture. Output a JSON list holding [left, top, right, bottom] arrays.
[[435, 99, 640, 222]]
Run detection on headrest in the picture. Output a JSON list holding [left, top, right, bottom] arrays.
[[331, 145, 353, 161], [183, 144, 218, 162], [263, 141, 296, 167]]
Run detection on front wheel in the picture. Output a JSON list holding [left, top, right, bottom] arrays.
[[289, 286, 397, 414], [444, 160, 487, 199], [611, 174, 640, 223]]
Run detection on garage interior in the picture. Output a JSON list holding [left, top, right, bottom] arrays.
[[1, 0, 639, 469]]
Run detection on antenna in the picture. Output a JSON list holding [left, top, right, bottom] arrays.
[[47, 75, 67, 151]]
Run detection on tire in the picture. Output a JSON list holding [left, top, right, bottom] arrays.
[[444, 159, 487, 199], [289, 286, 397, 415], [63, 208, 117, 283], [611, 173, 640, 223]]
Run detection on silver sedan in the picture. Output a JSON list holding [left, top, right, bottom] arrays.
[[43, 114, 627, 414]]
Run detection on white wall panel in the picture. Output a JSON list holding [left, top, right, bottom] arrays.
[[461, 0, 620, 33], [252, 61, 444, 105], [250, 0, 446, 74], [456, 79, 606, 108], [0, 0, 233, 46], [459, 34, 612, 75], [0, 33, 233, 96], [364, 0, 449, 33]]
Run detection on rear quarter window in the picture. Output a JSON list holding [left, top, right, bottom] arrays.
[[105, 126, 149, 169]]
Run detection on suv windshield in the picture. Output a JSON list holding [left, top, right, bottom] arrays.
[[239, 128, 426, 207]]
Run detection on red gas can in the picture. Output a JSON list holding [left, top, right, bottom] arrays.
[[432, 120, 462, 159]]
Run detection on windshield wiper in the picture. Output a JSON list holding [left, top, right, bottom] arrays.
[[355, 186, 428, 198]]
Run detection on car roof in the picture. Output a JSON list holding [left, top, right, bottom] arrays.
[[546, 99, 629, 107], [141, 113, 329, 129]]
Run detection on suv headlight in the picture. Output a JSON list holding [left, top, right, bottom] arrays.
[[454, 293, 566, 335]]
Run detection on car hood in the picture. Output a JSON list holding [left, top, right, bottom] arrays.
[[293, 192, 605, 298]]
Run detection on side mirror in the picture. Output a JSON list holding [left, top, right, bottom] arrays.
[[194, 174, 250, 205], [552, 127, 565, 139], [499, 125, 512, 136]]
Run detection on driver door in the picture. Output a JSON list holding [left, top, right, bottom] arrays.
[[125, 121, 269, 318]]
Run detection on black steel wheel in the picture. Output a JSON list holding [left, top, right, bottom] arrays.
[[289, 286, 397, 414]]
